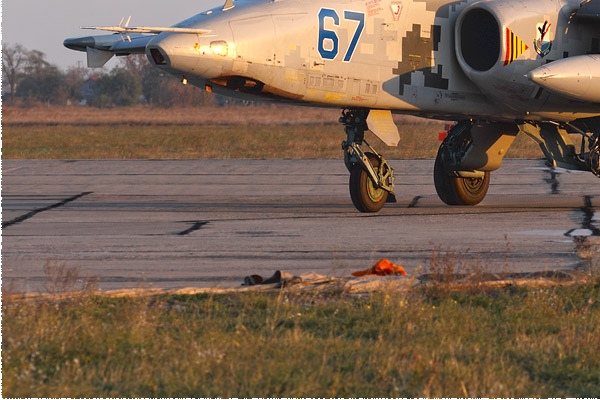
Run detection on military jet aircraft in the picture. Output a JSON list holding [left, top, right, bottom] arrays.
[[64, 0, 600, 212]]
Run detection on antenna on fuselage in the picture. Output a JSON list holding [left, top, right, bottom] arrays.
[[223, 0, 235, 11]]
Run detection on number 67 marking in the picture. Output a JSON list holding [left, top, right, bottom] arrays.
[[318, 8, 365, 62]]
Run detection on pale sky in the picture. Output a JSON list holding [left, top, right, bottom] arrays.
[[2, 0, 224, 70]]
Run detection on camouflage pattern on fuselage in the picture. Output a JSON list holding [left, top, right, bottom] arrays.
[[145, 0, 599, 122]]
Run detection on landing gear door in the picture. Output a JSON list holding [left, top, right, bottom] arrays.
[[367, 110, 400, 147]]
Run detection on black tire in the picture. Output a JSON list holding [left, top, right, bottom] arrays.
[[349, 152, 388, 213], [434, 145, 490, 206]]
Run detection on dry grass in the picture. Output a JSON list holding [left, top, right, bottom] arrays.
[[2, 105, 545, 159], [2, 104, 447, 126], [2, 104, 342, 126], [2, 123, 453, 159]]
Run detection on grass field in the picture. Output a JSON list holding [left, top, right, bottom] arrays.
[[3, 276, 599, 398], [2, 105, 543, 159]]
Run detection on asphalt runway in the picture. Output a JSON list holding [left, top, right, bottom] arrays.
[[3, 159, 600, 293]]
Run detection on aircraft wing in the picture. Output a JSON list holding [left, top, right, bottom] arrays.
[[64, 33, 153, 67], [64, 19, 212, 68]]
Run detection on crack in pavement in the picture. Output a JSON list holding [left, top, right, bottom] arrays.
[[2, 192, 93, 229], [580, 195, 600, 236], [177, 221, 210, 236], [565, 195, 600, 271], [407, 196, 422, 208]]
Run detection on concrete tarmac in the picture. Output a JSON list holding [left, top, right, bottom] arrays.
[[3, 159, 600, 293]]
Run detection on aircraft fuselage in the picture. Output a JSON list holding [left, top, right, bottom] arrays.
[[145, 0, 600, 122]]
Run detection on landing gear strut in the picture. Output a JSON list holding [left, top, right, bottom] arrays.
[[519, 118, 600, 176], [588, 137, 600, 177], [340, 109, 396, 213], [566, 119, 600, 177]]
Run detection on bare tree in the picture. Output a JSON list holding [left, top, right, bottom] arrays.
[[92, 67, 142, 107], [2, 43, 28, 103], [18, 49, 67, 105], [63, 65, 88, 104], [120, 54, 149, 76]]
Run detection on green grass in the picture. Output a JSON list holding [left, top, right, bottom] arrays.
[[3, 281, 599, 398]]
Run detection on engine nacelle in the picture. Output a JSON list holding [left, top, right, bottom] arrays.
[[455, 0, 572, 110]]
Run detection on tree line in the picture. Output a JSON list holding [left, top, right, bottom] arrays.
[[2, 43, 217, 108]]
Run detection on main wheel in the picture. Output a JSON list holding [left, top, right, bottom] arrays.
[[349, 152, 389, 213], [434, 145, 490, 206]]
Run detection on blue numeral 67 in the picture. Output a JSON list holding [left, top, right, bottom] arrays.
[[318, 8, 365, 62]]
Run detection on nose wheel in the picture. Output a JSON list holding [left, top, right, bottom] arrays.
[[341, 109, 396, 213], [350, 152, 390, 213]]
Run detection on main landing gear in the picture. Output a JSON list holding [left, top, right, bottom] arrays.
[[433, 117, 600, 206], [340, 109, 396, 213], [434, 120, 491, 206]]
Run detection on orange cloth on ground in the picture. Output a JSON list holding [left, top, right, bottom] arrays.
[[351, 259, 407, 277]]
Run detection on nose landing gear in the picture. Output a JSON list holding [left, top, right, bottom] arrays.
[[340, 109, 396, 213]]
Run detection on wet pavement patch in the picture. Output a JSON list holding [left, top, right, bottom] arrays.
[[565, 196, 600, 238]]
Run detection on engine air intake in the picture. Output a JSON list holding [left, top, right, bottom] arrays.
[[149, 48, 167, 65], [460, 9, 500, 72]]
